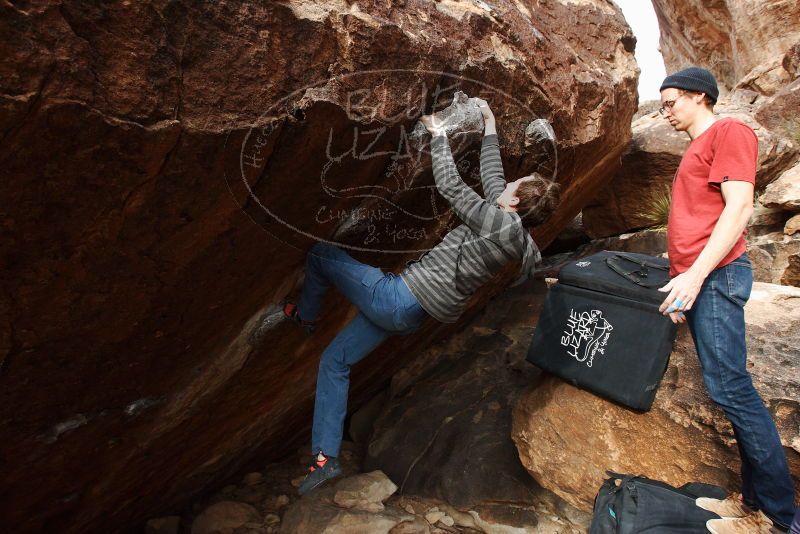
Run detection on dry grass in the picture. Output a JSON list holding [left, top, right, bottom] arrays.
[[635, 185, 672, 232]]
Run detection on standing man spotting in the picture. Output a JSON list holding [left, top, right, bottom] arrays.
[[286, 100, 560, 496], [657, 66, 796, 534]]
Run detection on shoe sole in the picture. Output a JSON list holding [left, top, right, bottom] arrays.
[[298, 469, 342, 496], [299, 478, 326, 496]]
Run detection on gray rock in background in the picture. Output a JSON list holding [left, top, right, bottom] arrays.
[[280, 481, 412, 534], [333, 471, 397, 512], [191, 501, 261, 534]]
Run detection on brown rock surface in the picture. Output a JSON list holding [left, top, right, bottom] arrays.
[[0, 0, 638, 532], [652, 0, 800, 92], [748, 233, 800, 286], [749, 203, 791, 237], [786, 214, 800, 236], [280, 471, 416, 534], [280, 484, 412, 534], [754, 78, 800, 137], [785, 43, 800, 79], [761, 162, 800, 211], [190, 501, 261, 534], [145, 516, 181, 534], [333, 471, 397, 512], [512, 282, 800, 511], [783, 254, 800, 287]]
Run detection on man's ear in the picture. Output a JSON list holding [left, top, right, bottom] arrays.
[[509, 196, 520, 207]]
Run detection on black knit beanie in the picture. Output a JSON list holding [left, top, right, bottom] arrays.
[[659, 67, 719, 104]]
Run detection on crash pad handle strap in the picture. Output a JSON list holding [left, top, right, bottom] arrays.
[[605, 253, 669, 288]]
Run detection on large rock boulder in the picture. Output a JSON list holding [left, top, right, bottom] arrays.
[[748, 233, 800, 287], [755, 78, 800, 138], [652, 0, 800, 93], [0, 1, 638, 531], [512, 282, 800, 511], [787, 214, 800, 236], [333, 471, 397, 513], [761, 162, 800, 211], [748, 203, 791, 237]]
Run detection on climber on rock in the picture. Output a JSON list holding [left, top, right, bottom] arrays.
[[284, 98, 561, 496]]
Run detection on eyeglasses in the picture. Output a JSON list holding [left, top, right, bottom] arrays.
[[659, 94, 685, 115]]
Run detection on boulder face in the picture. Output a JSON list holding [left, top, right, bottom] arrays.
[[761, 162, 800, 211], [754, 78, 800, 137], [748, 233, 800, 287], [512, 282, 800, 511], [652, 0, 800, 93], [0, 1, 638, 532]]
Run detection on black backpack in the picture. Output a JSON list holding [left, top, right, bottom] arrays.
[[590, 472, 727, 533]]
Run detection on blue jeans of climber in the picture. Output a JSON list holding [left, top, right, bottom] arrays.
[[297, 242, 428, 458], [685, 253, 796, 529]]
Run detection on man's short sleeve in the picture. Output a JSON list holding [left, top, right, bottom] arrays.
[[708, 121, 758, 186]]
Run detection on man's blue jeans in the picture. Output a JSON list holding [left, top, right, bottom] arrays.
[[686, 253, 796, 528], [297, 242, 428, 458]]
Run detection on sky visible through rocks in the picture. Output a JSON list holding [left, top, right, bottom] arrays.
[[615, 0, 667, 102]]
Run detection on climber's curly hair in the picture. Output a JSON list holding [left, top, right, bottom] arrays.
[[515, 173, 561, 228]]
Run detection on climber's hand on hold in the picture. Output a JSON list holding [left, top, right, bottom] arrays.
[[473, 98, 495, 123], [420, 114, 446, 137]]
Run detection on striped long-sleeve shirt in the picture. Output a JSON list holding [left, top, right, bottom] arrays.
[[401, 133, 541, 323]]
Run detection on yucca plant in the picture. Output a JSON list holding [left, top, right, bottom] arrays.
[[635, 184, 672, 232]]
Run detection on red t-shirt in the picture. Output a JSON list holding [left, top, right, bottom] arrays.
[[667, 117, 757, 276]]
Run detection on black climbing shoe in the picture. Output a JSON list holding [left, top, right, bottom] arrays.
[[298, 455, 342, 496], [283, 301, 317, 334]]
